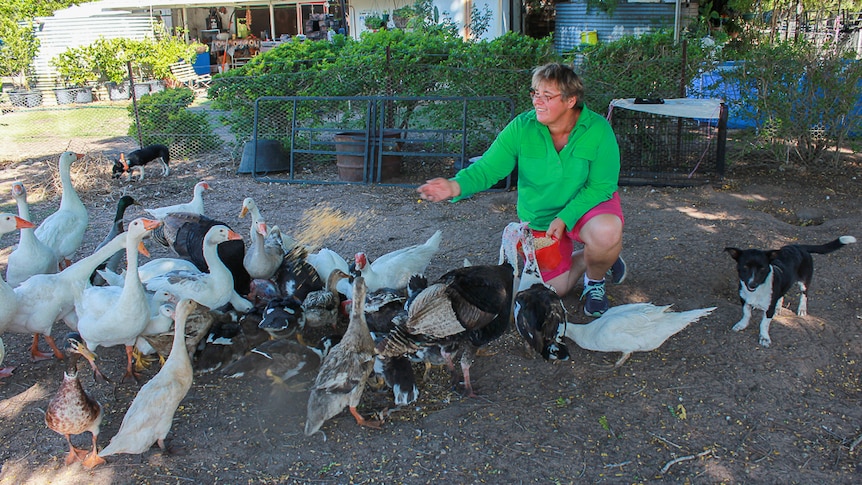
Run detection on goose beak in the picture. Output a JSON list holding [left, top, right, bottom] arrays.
[[75, 153, 85, 160], [14, 216, 35, 229], [137, 241, 151, 258], [227, 229, 243, 241], [239, 206, 249, 218], [141, 218, 163, 231], [257, 222, 267, 236]]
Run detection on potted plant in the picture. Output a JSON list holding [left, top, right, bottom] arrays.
[[2, 20, 42, 107], [392, 5, 415, 29], [51, 46, 98, 104], [364, 13, 387, 31]]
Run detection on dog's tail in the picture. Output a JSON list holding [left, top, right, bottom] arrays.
[[799, 235, 856, 255]]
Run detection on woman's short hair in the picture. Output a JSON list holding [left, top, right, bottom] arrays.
[[532, 63, 585, 108]]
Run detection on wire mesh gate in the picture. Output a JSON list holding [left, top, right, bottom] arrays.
[[243, 95, 516, 187]]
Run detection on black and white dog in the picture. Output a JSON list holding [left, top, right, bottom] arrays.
[[725, 236, 856, 347], [112, 144, 171, 181]]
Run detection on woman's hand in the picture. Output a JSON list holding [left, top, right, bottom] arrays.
[[417, 178, 460, 202], [545, 218, 567, 240]]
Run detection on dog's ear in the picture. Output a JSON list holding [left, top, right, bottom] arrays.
[[766, 250, 781, 261], [724, 247, 741, 260]]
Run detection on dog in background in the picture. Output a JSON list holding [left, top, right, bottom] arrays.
[[112, 144, 171, 181], [725, 235, 856, 347]]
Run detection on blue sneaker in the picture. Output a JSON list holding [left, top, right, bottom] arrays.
[[581, 279, 609, 317], [607, 256, 627, 285]]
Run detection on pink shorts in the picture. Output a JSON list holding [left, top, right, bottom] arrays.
[[540, 192, 624, 281]]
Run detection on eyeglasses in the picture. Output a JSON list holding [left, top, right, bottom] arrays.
[[529, 88, 562, 104]]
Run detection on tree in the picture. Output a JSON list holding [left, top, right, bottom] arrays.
[[0, 1, 82, 89]]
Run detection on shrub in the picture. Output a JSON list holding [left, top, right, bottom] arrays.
[[717, 41, 862, 167], [572, 29, 714, 113], [128, 88, 220, 156]]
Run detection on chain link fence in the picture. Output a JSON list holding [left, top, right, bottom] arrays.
[[3, 45, 729, 186]]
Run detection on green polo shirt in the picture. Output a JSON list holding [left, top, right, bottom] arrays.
[[452, 106, 620, 231]]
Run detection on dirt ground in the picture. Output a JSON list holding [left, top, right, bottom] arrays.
[[0, 147, 860, 485]]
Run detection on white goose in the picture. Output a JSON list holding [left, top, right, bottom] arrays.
[[5, 226, 130, 361], [98, 298, 197, 457], [354, 230, 442, 293], [75, 218, 162, 382], [240, 197, 283, 280], [33, 151, 89, 267], [145, 181, 211, 219], [1, 213, 35, 311], [6, 181, 60, 286], [145, 225, 253, 312]]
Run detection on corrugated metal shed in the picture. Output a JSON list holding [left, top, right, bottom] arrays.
[[555, 1, 700, 53], [32, 14, 157, 102]]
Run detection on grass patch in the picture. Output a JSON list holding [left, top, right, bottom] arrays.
[[3, 105, 130, 142]]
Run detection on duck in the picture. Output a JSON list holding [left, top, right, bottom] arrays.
[[193, 309, 269, 374], [149, 212, 250, 296], [98, 298, 197, 457], [305, 276, 381, 436], [372, 355, 418, 406], [306, 248, 352, 298], [146, 225, 253, 312], [558, 303, 717, 369], [6, 181, 60, 286], [221, 334, 341, 388], [375, 239, 519, 397], [5, 226, 131, 362], [133, 303, 176, 369], [33, 151, 89, 268], [142, 303, 217, 365], [240, 197, 283, 280], [99, 258, 204, 289], [361, 286, 409, 335], [507, 222, 571, 361], [75, 218, 161, 383], [274, 245, 324, 304], [44, 333, 106, 469], [258, 296, 305, 340], [301, 269, 350, 330], [145, 181, 211, 219], [247, 278, 281, 308], [91, 195, 140, 286], [354, 230, 442, 293], [1, 213, 35, 333]]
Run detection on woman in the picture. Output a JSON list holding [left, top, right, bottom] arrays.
[[417, 62, 626, 316]]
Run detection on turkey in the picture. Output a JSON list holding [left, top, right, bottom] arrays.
[[559, 303, 717, 369], [375, 237, 519, 397]]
